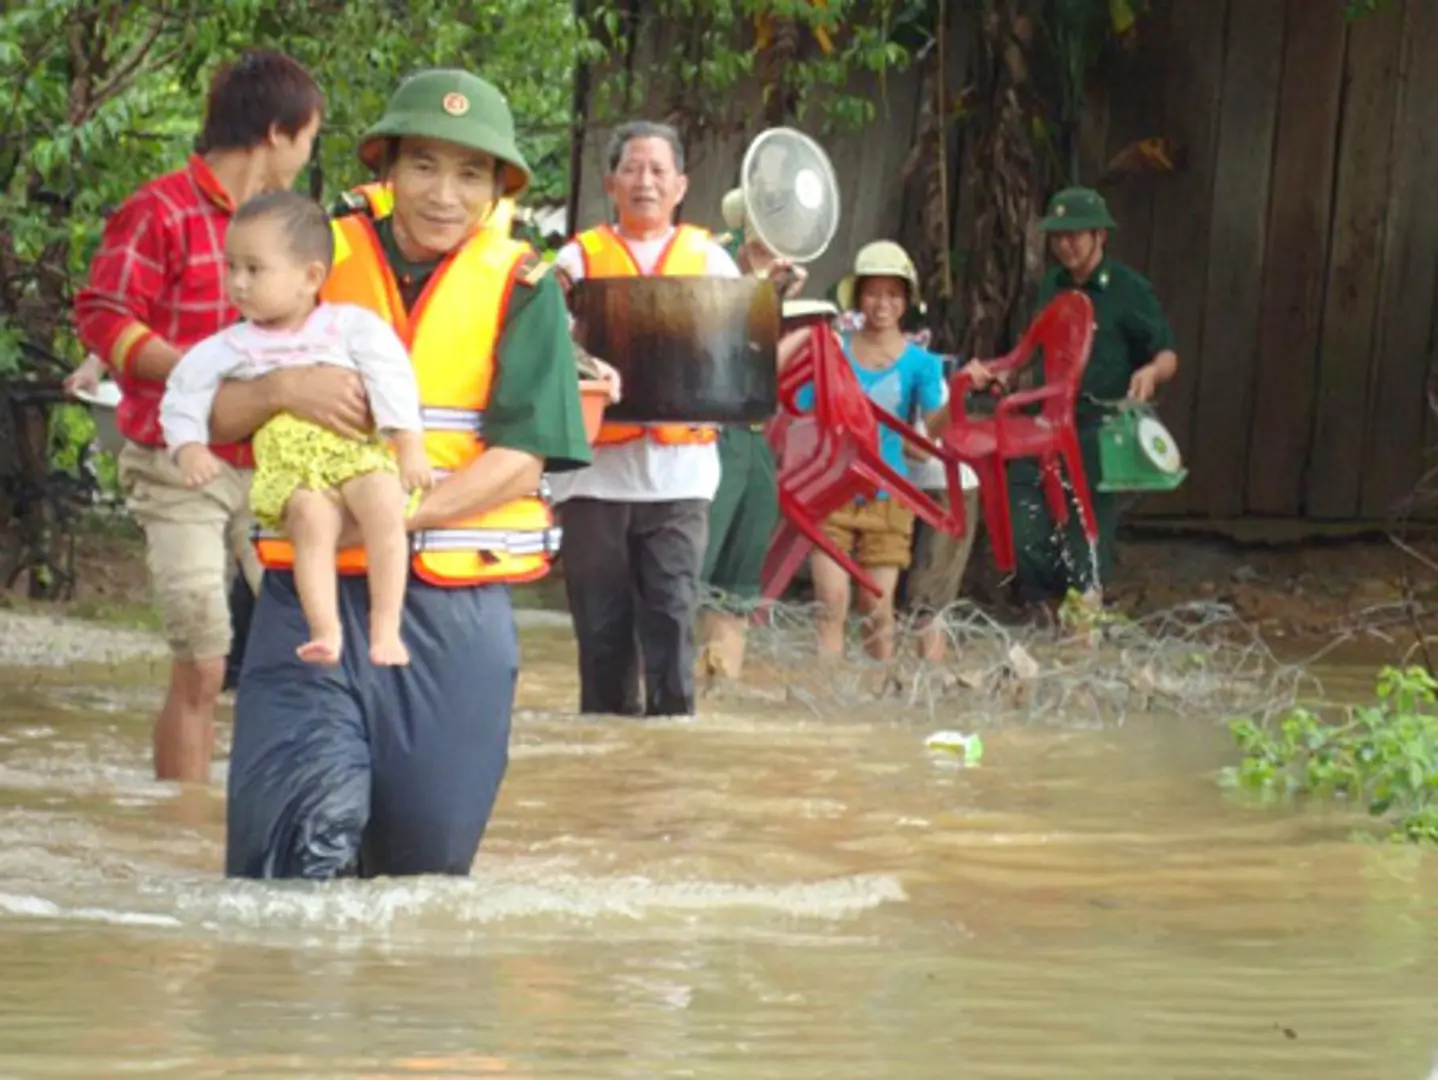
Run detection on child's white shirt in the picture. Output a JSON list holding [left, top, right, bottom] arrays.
[[160, 302, 422, 452]]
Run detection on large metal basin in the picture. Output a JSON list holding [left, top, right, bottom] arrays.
[[568, 276, 780, 425]]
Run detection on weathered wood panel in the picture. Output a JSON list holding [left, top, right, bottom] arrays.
[[895, 0, 973, 345], [791, 68, 925, 301], [1188, 0, 1286, 518], [1094, 5, 1169, 278], [569, 0, 1438, 525], [1306, 2, 1403, 519], [1243, 0, 1347, 516], [1419, 291, 1438, 520], [1131, 0, 1228, 518], [1360, 0, 1438, 520]]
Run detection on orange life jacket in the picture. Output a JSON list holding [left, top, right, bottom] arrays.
[[253, 214, 561, 586], [350, 181, 395, 218], [575, 224, 721, 448]]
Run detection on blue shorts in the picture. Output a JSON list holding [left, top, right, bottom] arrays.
[[225, 571, 517, 879]]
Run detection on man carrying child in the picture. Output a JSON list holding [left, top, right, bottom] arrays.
[[207, 69, 594, 879]]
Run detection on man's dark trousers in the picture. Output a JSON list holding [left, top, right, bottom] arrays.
[[559, 497, 709, 717]]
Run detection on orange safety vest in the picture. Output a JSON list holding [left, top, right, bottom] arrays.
[[351, 181, 395, 218], [575, 224, 721, 448], [253, 214, 561, 586]]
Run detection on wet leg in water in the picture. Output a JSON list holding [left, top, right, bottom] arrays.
[[811, 550, 853, 659], [853, 566, 901, 661]]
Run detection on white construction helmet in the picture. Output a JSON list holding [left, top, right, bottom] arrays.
[[720, 186, 747, 232], [836, 240, 922, 311]]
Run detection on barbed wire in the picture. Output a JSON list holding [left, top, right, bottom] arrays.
[[699, 589, 1332, 729]]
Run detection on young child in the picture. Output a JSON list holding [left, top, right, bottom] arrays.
[[160, 190, 428, 669], [796, 241, 947, 662]]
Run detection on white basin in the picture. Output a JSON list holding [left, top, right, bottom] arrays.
[[71, 376, 124, 455]]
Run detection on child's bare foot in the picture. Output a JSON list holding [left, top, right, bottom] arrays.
[[297, 631, 343, 666], [369, 633, 410, 667]]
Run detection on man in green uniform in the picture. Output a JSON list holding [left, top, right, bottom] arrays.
[[209, 69, 594, 879], [961, 187, 1178, 604]]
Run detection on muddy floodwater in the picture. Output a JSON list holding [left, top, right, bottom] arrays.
[[2, 627, 1437, 1079]]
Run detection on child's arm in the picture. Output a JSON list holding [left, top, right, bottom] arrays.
[[341, 307, 430, 491], [160, 335, 242, 487], [390, 430, 431, 492]]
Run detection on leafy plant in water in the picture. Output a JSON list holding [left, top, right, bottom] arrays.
[[1222, 666, 1438, 844], [1057, 585, 1129, 635]]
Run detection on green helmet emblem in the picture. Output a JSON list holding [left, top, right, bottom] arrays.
[[1039, 186, 1118, 233], [359, 69, 532, 197]]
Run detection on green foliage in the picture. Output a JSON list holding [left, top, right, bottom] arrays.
[[1344, 0, 1391, 20], [583, 0, 931, 136], [1223, 666, 1438, 844], [0, 0, 591, 488], [240, 0, 588, 202], [0, 0, 589, 377], [782, 0, 927, 130]]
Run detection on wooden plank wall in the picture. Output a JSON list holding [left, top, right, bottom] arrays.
[[1306, 2, 1403, 519], [1117, 0, 1438, 523], [1245, 0, 1346, 517], [1365, 0, 1438, 518], [1187, 0, 1286, 520], [572, 0, 1438, 523], [1139, 0, 1227, 517]]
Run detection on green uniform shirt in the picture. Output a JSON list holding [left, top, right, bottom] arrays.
[[1035, 257, 1175, 419], [368, 216, 593, 474]]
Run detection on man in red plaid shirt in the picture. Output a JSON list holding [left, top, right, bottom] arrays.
[[73, 50, 324, 783]]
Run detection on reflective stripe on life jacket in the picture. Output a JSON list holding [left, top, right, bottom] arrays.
[[253, 213, 559, 586], [575, 224, 721, 448]]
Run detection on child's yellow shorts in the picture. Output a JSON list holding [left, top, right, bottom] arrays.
[[249, 412, 397, 529]]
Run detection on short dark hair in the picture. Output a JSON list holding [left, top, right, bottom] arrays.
[[231, 191, 334, 269], [199, 49, 324, 153], [605, 121, 686, 174]]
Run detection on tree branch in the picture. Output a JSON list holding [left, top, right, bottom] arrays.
[[80, 15, 170, 122], [0, 28, 68, 187]]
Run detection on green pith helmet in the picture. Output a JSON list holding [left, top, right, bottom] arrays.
[[1038, 186, 1118, 232], [358, 69, 532, 197]]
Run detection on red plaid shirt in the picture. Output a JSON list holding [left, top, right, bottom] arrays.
[[73, 156, 251, 466]]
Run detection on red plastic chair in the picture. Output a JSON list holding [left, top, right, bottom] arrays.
[[940, 290, 1097, 575], [758, 326, 972, 609], [760, 327, 884, 605]]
